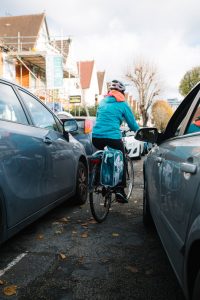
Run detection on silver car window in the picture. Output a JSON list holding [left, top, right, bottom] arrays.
[[18, 89, 60, 131], [0, 83, 28, 124]]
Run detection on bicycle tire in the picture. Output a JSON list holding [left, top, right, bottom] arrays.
[[89, 165, 111, 223], [124, 155, 134, 200]]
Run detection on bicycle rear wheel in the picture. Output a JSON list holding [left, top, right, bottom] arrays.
[[89, 185, 111, 223], [89, 187, 112, 223], [124, 155, 134, 200]]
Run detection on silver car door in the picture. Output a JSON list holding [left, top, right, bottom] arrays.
[[0, 82, 50, 227], [159, 134, 200, 279], [18, 89, 76, 205], [144, 144, 165, 227]]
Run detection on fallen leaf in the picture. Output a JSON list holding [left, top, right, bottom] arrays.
[[3, 285, 17, 296], [112, 233, 119, 237], [59, 253, 67, 260], [81, 223, 88, 226], [88, 219, 97, 224], [0, 279, 5, 285], [58, 217, 68, 224], [101, 258, 109, 263], [125, 265, 138, 273], [81, 232, 88, 238], [36, 234, 44, 240]]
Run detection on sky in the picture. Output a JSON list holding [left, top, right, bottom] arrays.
[[0, 0, 200, 100]]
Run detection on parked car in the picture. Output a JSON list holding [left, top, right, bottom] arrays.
[[0, 78, 88, 244], [121, 126, 145, 159], [57, 112, 96, 155], [135, 81, 200, 300]]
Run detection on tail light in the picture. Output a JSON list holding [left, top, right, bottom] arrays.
[[84, 119, 93, 134], [90, 158, 101, 165]]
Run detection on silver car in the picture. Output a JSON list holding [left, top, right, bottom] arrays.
[[135, 81, 200, 300], [0, 78, 88, 244]]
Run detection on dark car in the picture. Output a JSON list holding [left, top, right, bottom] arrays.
[[57, 113, 96, 155], [0, 78, 88, 244], [135, 81, 200, 300]]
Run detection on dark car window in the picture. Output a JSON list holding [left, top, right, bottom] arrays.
[[18, 89, 60, 131], [0, 82, 28, 124], [162, 84, 200, 141], [76, 120, 85, 133], [185, 101, 200, 134]]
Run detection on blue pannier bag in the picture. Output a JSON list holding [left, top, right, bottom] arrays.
[[100, 146, 123, 187]]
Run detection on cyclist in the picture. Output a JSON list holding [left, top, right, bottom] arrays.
[[92, 79, 140, 203]]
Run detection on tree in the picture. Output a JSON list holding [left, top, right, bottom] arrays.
[[179, 66, 200, 97], [151, 100, 173, 131], [126, 58, 161, 126]]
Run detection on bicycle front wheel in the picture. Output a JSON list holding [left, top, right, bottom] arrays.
[[89, 186, 111, 223], [124, 155, 134, 200]]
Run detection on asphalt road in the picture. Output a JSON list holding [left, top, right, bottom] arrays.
[[0, 158, 185, 300]]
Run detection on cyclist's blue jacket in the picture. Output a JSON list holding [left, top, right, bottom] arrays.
[[92, 91, 140, 140]]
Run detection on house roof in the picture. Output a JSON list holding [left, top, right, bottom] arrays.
[[97, 71, 105, 95], [54, 39, 71, 60], [77, 60, 94, 89], [0, 13, 47, 51]]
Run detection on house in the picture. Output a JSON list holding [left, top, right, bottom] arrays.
[[97, 71, 107, 103], [0, 13, 74, 107], [77, 60, 107, 107], [79, 60, 98, 106]]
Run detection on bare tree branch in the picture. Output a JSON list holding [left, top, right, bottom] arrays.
[[125, 58, 162, 126]]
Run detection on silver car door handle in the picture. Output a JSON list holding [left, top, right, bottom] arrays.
[[43, 137, 52, 144], [180, 162, 197, 174]]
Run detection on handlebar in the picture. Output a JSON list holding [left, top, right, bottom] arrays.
[[121, 128, 131, 137]]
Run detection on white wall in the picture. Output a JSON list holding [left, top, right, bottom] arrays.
[[2, 53, 16, 82]]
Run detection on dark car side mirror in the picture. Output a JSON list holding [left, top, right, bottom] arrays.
[[135, 127, 159, 144], [63, 119, 78, 133]]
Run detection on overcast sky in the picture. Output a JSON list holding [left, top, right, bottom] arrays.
[[0, 0, 200, 99]]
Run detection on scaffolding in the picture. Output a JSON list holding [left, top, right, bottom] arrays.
[[0, 34, 77, 110]]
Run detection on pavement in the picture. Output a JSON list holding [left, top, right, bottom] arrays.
[[0, 158, 185, 300]]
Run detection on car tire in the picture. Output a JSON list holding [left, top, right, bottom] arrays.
[[143, 178, 154, 227], [74, 161, 88, 205], [141, 146, 145, 156], [138, 147, 142, 160], [192, 269, 200, 300]]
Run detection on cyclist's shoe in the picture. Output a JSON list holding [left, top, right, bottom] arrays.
[[115, 189, 128, 203]]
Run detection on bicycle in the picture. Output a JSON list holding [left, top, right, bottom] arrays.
[[88, 130, 134, 223]]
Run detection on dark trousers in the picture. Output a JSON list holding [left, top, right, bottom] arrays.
[[92, 137, 126, 187]]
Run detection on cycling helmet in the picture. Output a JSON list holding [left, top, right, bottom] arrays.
[[108, 80, 126, 93]]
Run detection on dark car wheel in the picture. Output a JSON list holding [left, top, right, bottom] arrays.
[[74, 161, 88, 205], [143, 178, 154, 227], [192, 269, 200, 300], [138, 147, 142, 160]]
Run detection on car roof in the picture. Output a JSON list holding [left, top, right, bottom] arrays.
[[57, 111, 74, 118], [74, 116, 96, 120]]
